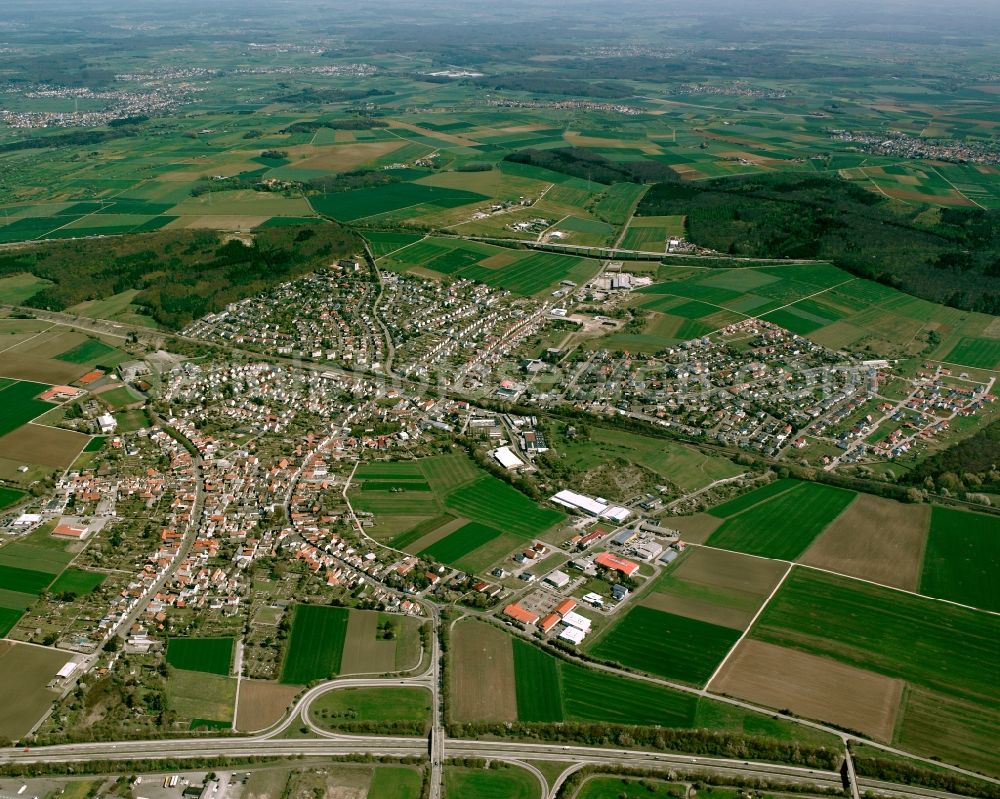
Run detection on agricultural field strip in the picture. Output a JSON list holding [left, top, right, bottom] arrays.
[[645, 273, 859, 332], [0, 325, 54, 355], [695, 538, 1000, 618], [371, 234, 430, 262], [703, 560, 793, 690]]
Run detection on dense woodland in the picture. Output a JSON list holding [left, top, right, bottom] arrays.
[[904, 419, 1000, 495], [0, 224, 361, 328], [637, 176, 1000, 313], [505, 147, 678, 185]]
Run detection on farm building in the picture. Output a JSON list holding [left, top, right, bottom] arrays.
[[503, 603, 539, 625], [659, 549, 679, 565], [492, 446, 524, 470], [544, 569, 571, 589], [595, 552, 640, 578]]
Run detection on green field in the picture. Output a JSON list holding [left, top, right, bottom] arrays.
[[312, 183, 487, 221], [0, 487, 25, 509], [706, 482, 856, 559], [418, 521, 505, 567], [445, 476, 564, 539], [920, 506, 1000, 612], [512, 638, 563, 722], [369, 767, 424, 799], [54, 338, 121, 365], [0, 381, 53, 436], [0, 607, 22, 637], [165, 637, 234, 676], [942, 337, 1000, 370], [444, 766, 539, 799], [0, 563, 54, 594], [705, 479, 803, 517], [97, 386, 142, 409], [366, 231, 425, 258], [588, 605, 740, 685], [280, 604, 350, 684], [577, 778, 687, 799], [311, 686, 430, 729], [47, 568, 106, 597], [168, 668, 237, 726]]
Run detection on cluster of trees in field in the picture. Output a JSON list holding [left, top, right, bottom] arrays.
[[904, 419, 1000, 496], [0, 224, 360, 329], [471, 72, 634, 98], [0, 125, 139, 153], [272, 87, 394, 104], [280, 118, 389, 133], [308, 168, 407, 195], [637, 175, 1000, 313], [554, 766, 849, 799], [505, 147, 677, 184], [852, 755, 1000, 799], [446, 721, 841, 769]]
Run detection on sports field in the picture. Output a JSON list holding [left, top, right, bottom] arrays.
[[705, 482, 856, 560], [280, 605, 349, 684], [919, 506, 1000, 612], [587, 605, 740, 685], [166, 637, 234, 676]]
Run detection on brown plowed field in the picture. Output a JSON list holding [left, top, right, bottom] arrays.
[[667, 513, 723, 543], [0, 424, 89, 468], [710, 639, 904, 741], [0, 641, 71, 740], [449, 619, 516, 722], [675, 546, 787, 595], [235, 679, 301, 732], [0, 353, 88, 383], [641, 591, 751, 630], [339, 611, 397, 675], [799, 494, 930, 590]]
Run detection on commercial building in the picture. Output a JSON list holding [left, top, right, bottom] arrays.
[[544, 569, 570, 589], [503, 603, 539, 625], [595, 552, 640, 578], [492, 446, 524, 470]]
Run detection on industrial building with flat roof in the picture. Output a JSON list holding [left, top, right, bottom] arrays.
[[551, 490, 631, 522]]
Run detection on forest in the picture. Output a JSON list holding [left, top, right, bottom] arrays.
[[904, 419, 1000, 495], [637, 176, 1000, 313], [505, 147, 678, 185], [0, 224, 361, 329]]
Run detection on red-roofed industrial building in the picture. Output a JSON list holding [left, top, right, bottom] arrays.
[[595, 552, 640, 578], [539, 613, 560, 633], [503, 603, 540, 625], [554, 598, 577, 617]]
